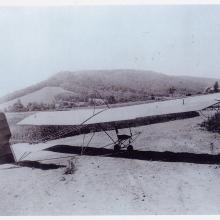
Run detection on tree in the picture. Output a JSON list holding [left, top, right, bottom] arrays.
[[6, 99, 26, 112], [214, 81, 219, 93], [169, 87, 176, 97], [107, 96, 116, 104], [12, 99, 26, 112], [151, 94, 155, 100]]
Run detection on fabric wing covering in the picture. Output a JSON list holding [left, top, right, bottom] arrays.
[[18, 93, 220, 126]]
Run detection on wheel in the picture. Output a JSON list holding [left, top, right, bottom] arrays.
[[127, 145, 134, 154], [114, 144, 121, 152]]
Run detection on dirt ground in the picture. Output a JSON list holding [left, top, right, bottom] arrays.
[[1, 116, 220, 215]]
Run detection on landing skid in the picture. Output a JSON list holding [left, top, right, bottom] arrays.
[[113, 131, 141, 154]]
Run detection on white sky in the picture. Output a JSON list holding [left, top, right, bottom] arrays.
[[0, 5, 220, 96]]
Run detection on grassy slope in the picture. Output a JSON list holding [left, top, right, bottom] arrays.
[[0, 87, 76, 110]]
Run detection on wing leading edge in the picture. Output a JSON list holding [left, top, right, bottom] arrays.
[[18, 93, 220, 126]]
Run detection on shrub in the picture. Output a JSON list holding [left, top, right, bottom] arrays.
[[201, 112, 220, 133]]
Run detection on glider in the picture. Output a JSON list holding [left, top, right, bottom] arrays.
[[17, 93, 220, 153]]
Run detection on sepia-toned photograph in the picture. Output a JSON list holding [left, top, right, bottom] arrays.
[[1, 1, 220, 216]]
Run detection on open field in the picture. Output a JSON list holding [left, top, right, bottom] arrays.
[[1, 116, 220, 215]]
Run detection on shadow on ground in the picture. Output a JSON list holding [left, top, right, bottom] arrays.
[[45, 145, 220, 165], [16, 161, 66, 170]]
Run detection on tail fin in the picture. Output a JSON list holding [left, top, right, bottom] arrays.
[[0, 112, 15, 164]]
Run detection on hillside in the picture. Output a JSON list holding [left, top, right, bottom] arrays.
[[0, 87, 76, 110], [0, 69, 218, 106], [46, 70, 218, 99]]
